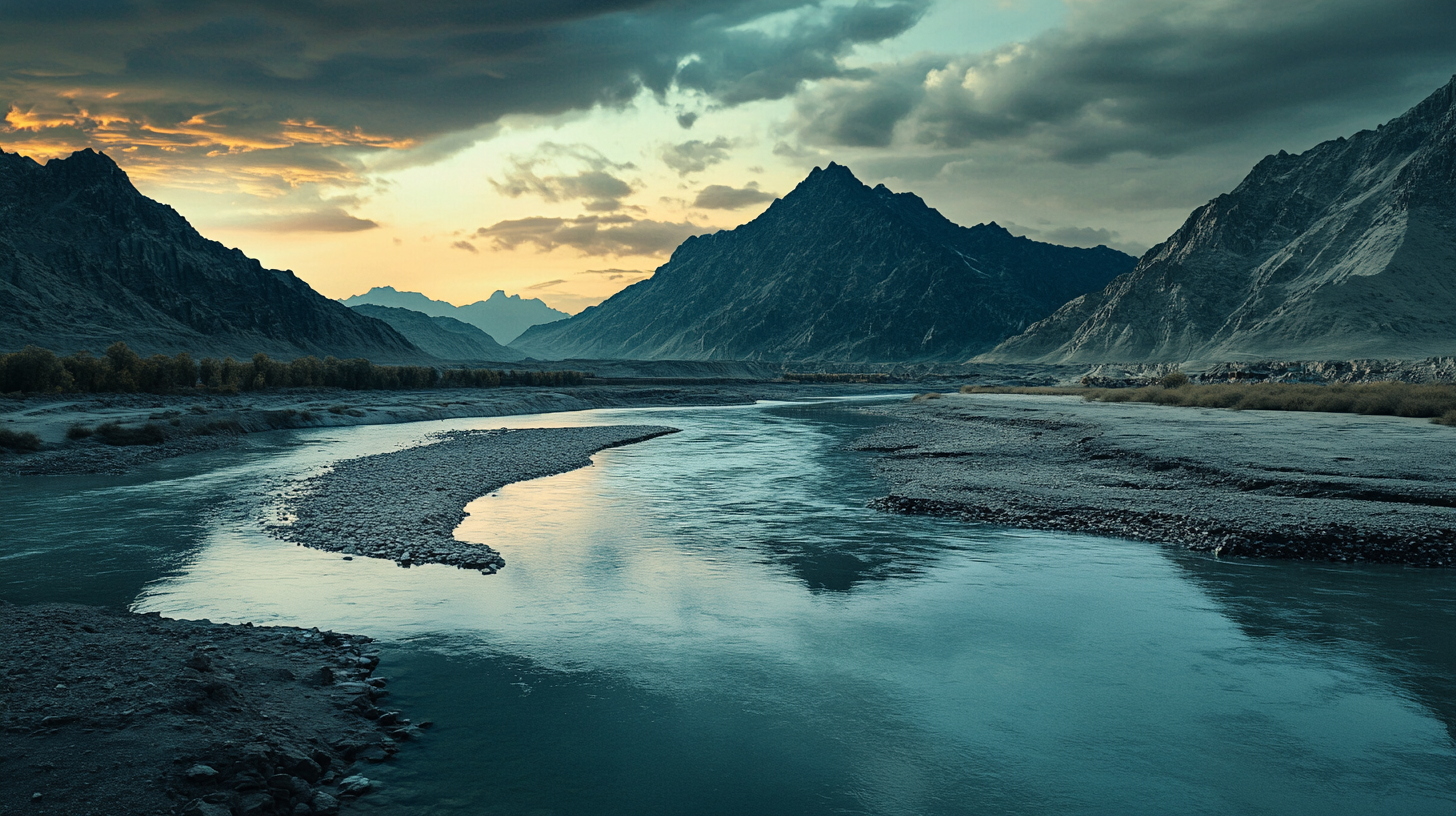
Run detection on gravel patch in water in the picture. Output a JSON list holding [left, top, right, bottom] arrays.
[[269, 426, 678, 573]]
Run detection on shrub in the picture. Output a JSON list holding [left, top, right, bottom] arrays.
[[65, 423, 94, 440], [0, 428, 43, 452], [911, 392, 944, 402], [95, 421, 166, 446], [1160, 370, 1190, 389]]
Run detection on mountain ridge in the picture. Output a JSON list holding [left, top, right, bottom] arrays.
[[511, 163, 1135, 362], [348, 303, 526, 362], [342, 286, 568, 345], [980, 75, 1456, 365], [0, 148, 423, 361]]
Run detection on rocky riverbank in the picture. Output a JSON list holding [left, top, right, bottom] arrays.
[[269, 425, 678, 572], [0, 383, 899, 477], [0, 602, 414, 816], [854, 394, 1456, 567]]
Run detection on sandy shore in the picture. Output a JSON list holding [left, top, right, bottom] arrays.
[[0, 602, 409, 816], [854, 393, 1456, 566], [273, 425, 678, 572]]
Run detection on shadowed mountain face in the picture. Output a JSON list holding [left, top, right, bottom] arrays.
[[0, 149, 421, 361], [510, 163, 1133, 363], [982, 76, 1456, 365], [348, 303, 525, 362], [342, 286, 569, 345]]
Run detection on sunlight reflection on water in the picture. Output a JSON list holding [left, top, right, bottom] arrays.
[[54, 399, 1456, 815]]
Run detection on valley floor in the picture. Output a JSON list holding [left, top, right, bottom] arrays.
[[0, 382, 902, 476], [855, 393, 1456, 567]]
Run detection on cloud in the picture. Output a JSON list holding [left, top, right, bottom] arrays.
[[675, 111, 699, 129], [0, 1, 928, 192], [526, 279, 568, 290], [1002, 221, 1148, 258], [660, 137, 734, 175], [475, 214, 701, 257], [791, 0, 1456, 162], [491, 142, 636, 211], [692, 182, 778, 210], [242, 207, 379, 233], [450, 240, 478, 253], [580, 267, 650, 281]]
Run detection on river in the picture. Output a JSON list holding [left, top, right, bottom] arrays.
[[2, 398, 1453, 815]]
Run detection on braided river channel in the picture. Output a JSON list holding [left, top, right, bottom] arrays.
[[3, 398, 1455, 815]]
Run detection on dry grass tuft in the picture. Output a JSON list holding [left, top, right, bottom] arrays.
[[960, 381, 1456, 426]]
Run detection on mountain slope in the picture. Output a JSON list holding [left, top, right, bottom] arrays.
[[981, 76, 1456, 365], [510, 163, 1134, 362], [348, 304, 525, 361], [341, 286, 569, 344], [0, 149, 422, 361]]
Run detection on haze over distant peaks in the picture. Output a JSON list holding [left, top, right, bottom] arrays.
[[511, 163, 1135, 363], [982, 76, 1456, 365], [0, 148, 420, 361], [342, 286, 568, 345], [347, 304, 526, 362]]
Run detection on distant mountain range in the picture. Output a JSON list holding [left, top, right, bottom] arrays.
[[348, 304, 525, 362], [0, 148, 421, 361], [511, 163, 1134, 362], [341, 286, 568, 345], [982, 76, 1456, 365]]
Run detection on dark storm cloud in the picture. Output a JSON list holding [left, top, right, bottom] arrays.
[[0, 0, 928, 173], [692, 183, 778, 209], [793, 0, 1456, 161], [474, 214, 701, 256]]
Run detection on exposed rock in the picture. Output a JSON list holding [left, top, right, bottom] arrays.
[[0, 602, 412, 814], [983, 75, 1456, 366], [0, 147, 424, 361], [511, 163, 1133, 363]]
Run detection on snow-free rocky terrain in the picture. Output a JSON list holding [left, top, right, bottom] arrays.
[[0, 148, 420, 361], [512, 163, 1133, 363], [982, 76, 1456, 365]]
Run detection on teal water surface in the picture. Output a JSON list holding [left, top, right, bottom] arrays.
[[2, 399, 1453, 815]]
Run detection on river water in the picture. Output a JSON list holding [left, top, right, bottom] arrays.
[[2, 399, 1454, 815]]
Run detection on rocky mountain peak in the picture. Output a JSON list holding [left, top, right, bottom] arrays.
[[980, 75, 1456, 365], [511, 163, 1134, 362]]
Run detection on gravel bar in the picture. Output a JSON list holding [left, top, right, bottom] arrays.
[[270, 425, 678, 572], [854, 394, 1456, 567]]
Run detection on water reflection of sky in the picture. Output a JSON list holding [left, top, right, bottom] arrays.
[[4, 399, 1453, 815]]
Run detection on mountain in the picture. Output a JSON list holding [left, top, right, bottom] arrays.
[[348, 304, 525, 362], [981, 76, 1456, 365], [341, 286, 569, 344], [0, 148, 421, 361], [510, 164, 1134, 363]]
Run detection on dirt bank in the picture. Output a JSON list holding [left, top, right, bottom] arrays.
[[854, 394, 1456, 567], [0, 602, 414, 816]]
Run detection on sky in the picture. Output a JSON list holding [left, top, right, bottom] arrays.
[[3, 0, 1455, 314]]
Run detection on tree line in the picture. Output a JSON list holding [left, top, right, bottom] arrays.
[[0, 343, 587, 395]]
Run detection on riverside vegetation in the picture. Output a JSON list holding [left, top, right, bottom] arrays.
[[0, 342, 586, 395], [960, 380, 1456, 426]]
